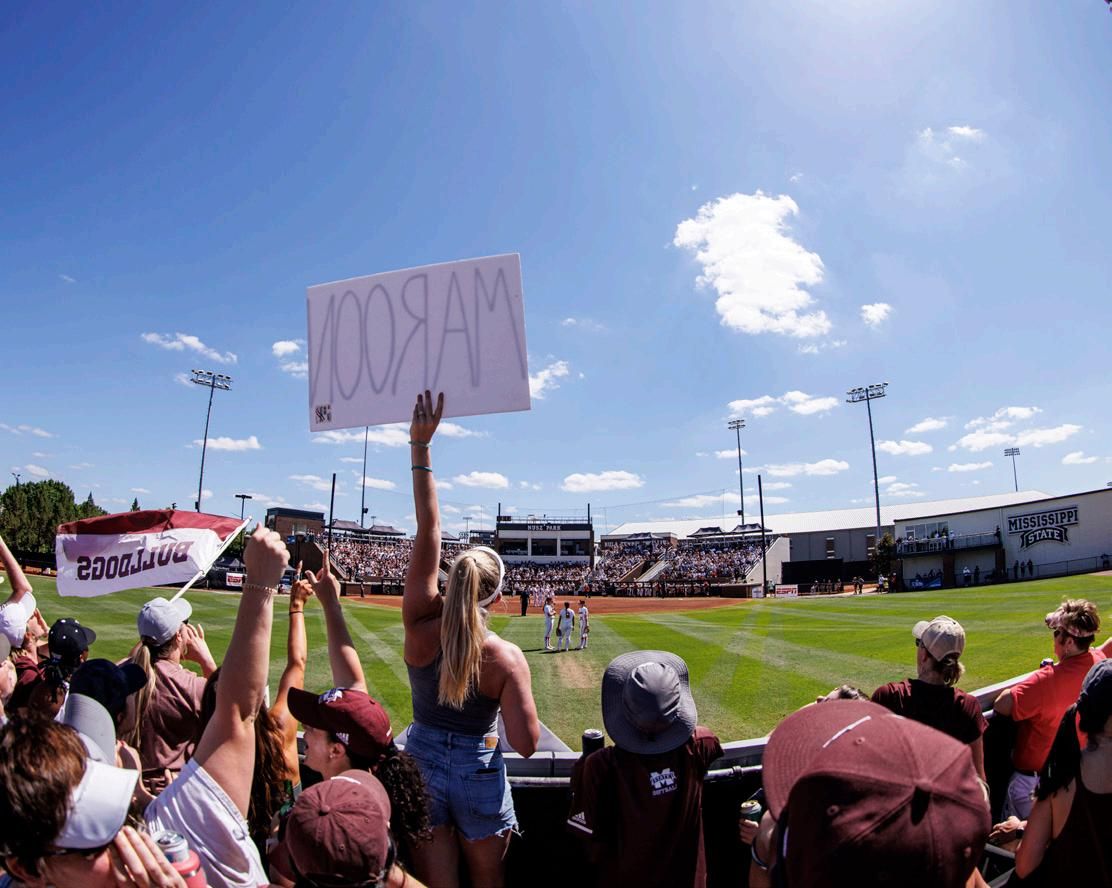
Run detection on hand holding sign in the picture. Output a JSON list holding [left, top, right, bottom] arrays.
[[307, 254, 530, 430]]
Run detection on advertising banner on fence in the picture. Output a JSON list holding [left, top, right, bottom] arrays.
[[307, 253, 531, 430], [775, 584, 799, 597], [56, 510, 246, 597]]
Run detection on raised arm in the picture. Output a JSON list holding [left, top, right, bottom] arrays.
[[272, 565, 312, 723], [403, 391, 444, 645], [0, 533, 33, 600], [312, 550, 366, 692], [192, 525, 288, 817]]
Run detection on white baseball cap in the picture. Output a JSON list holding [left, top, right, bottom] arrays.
[[63, 694, 118, 765], [137, 596, 192, 646], [0, 590, 37, 647], [913, 615, 966, 660], [55, 757, 138, 850]]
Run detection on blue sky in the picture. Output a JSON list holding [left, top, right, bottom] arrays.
[[3, 2, 1110, 537]]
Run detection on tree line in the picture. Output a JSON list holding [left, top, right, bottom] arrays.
[[0, 480, 111, 553]]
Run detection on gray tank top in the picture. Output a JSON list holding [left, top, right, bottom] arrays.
[[408, 651, 500, 735]]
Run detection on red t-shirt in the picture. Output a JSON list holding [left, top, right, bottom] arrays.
[[870, 678, 987, 744], [1011, 649, 1106, 772], [567, 726, 722, 888]]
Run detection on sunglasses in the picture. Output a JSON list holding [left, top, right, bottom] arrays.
[[46, 842, 111, 860]]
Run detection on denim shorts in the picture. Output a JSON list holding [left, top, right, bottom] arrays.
[[403, 722, 517, 841]]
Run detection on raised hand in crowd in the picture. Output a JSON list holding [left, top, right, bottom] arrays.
[[309, 548, 366, 692], [179, 621, 217, 678], [270, 561, 313, 787]]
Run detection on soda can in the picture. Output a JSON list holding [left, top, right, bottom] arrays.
[[582, 729, 604, 756], [155, 832, 189, 863], [740, 799, 763, 822]]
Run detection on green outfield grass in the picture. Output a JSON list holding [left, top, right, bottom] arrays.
[[15, 574, 1112, 746]]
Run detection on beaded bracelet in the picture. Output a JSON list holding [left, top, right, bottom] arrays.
[[242, 582, 278, 595], [412, 465, 433, 473]]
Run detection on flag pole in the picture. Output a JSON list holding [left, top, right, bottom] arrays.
[[171, 515, 252, 602]]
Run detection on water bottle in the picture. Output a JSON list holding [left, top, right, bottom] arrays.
[[154, 831, 207, 888]]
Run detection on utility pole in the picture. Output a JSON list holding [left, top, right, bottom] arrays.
[[190, 370, 232, 511], [728, 418, 746, 524], [235, 493, 252, 521], [847, 382, 889, 578]]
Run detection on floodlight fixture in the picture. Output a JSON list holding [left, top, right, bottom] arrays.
[[191, 368, 234, 511], [1004, 447, 1021, 492], [846, 382, 890, 579], [727, 418, 746, 523], [235, 493, 253, 521]]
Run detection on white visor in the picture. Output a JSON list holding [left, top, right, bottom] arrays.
[[56, 758, 138, 849]]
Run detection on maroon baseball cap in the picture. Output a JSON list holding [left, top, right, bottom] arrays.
[[288, 687, 393, 763], [285, 769, 393, 885], [763, 700, 989, 888]]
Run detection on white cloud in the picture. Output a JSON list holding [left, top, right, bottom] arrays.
[[0, 423, 54, 438], [289, 474, 342, 493], [301, 502, 330, 512], [948, 462, 993, 472], [674, 191, 830, 338], [797, 339, 846, 355], [240, 491, 291, 508], [885, 481, 925, 498], [452, 471, 510, 489], [789, 172, 803, 183], [860, 303, 892, 327], [442, 504, 462, 514], [529, 360, 570, 399], [518, 481, 543, 491], [24, 464, 50, 478], [130, 487, 152, 494], [758, 459, 849, 477], [760, 481, 793, 491], [728, 391, 838, 418], [758, 495, 791, 505], [561, 470, 645, 493], [272, 340, 303, 358], [714, 449, 747, 459], [876, 475, 898, 485], [279, 361, 309, 379], [947, 125, 986, 141], [664, 492, 741, 509], [192, 435, 261, 452], [438, 480, 454, 490], [59, 274, 76, 284], [1014, 424, 1082, 448], [174, 372, 192, 387], [560, 318, 606, 333], [313, 421, 479, 448], [1062, 451, 1098, 466], [339, 456, 364, 464], [69, 462, 93, 470], [438, 422, 484, 439], [876, 439, 932, 456], [141, 332, 236, 364], [780, 391, 839, 415], [727, 396, 779, 417], [906, 417, 949, 434], [31, 452, 49, 459], [953, 429, 1016, 452], [966, 406, 1041, 430], [351, 473, 397, 491]]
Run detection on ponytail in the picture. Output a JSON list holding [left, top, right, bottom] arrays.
[[375, 745, 432, 859], [124, 637, 169, 750], [438, 551, 498, 709], [937, 653, 965, 687]]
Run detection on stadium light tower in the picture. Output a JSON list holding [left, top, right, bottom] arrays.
[[727, 418, 746, 525], [191, 370, 232, 512], [847, 383, 888, 575], [10, 472, 20, 487], [1004, 447, 1021, 493], [235, 493, 252, 521]]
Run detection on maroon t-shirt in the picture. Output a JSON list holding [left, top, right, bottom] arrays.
[[870, 678, 987, 744], [7, 651, 44, 711], [567, 726, 722, 888]]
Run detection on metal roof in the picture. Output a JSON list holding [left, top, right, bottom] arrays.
[[609, 489, 1053, 540]]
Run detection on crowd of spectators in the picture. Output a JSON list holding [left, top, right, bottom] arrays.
[[329, 537, 415, 580], [588, 549, 645, 583], [656, 540, 762, 582]]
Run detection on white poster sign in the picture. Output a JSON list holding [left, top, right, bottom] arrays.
[[307, 253, 530, 430]]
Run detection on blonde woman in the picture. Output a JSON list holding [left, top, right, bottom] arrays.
[[403, 391, 540, 888]]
